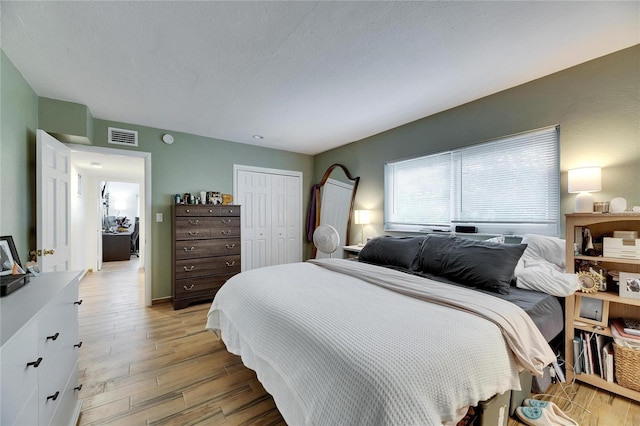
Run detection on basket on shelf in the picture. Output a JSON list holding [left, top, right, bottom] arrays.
[[613, 343, 640, 392]]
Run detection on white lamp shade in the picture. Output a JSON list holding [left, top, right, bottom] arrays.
[[354, 210, 370, 225], [568, 167, 601, 193]]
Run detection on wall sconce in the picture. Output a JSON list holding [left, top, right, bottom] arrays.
[[568, 167, 601, 213], [354, 210, 371, 246]]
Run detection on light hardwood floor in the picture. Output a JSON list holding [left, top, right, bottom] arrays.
[[77, 260, 640, 425]]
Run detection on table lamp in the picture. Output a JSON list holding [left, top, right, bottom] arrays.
[[568, 167, 601, 213], [354, 210, 370, 246]]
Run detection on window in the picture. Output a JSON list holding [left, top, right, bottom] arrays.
[[385, 126, 560, 236]]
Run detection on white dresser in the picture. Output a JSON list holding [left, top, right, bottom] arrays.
[[1, 270, 84, 426]]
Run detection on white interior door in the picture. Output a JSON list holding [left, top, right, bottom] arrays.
[[235, 165, 302, 271], [36, 130, 71, 272]]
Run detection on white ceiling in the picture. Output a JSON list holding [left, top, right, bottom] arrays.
[[2, 1, 638, 155]]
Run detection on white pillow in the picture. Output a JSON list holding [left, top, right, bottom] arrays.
[[516, 266, 579, 297], [520, 234, 566, 270]]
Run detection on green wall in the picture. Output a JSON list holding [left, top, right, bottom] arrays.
[[315, 45, 640, 241], [0, 50, 38, 261]]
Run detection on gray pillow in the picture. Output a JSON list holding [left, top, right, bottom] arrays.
[[358, 236, 425, 270], [417, 234, 526, 294]]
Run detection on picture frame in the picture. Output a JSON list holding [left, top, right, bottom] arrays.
[[575, 295, 609, 327], [619, 272, 640, 300], [0, 236, 22, 276]]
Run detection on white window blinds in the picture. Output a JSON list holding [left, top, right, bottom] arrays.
[[385, 126, 560, 236]]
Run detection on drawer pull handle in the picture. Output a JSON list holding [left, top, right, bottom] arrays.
[[183, 284, 195, 291], [27, 357, 43, 368], [47, 332, 60, 341], [208, 209, 213, 213], [188, 231, 199, 236], [74, 300, 83, 305], [226, 261, 236, 267], [75, 341, 83, 348], [185, 209, 190, 213], [74, 384, 83, 392], [47, 391, 60, 402], [225, 243, 236, 249], [188, 219, 199, 225], [183, 266, 195, 271], [221, 219, 231, 224], [183, 246, 195, 252], [221, 230, 231, 235], [227, 209, 234, 213]]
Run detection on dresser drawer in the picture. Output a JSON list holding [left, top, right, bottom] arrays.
[[175, 238, 240, 260], [175, 218, 211, 240], [39, 343, 78, 426], [0, 320, 38, 426], [38, 281, 78, 363], [218, 206, 240, 217], [174, 273, 236, 299], [209, 223, 241, 239], [175, 255, 241, 279], [174, 205, 218, 217]]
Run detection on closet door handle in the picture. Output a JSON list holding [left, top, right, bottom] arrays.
[[225, 243, 236, 249], [47, 332, 60, 341], [226, 261, 236, 267], [183, 266, 195, 271], [183, 246, 195, 252], [27, 357, 43, 368]]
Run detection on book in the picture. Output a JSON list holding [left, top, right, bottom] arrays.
[[595, 334, 607, 379], [622, 318, 640, 336], [602, 342, 614, 383], [573, 337, 583, 374], [583, 332, 593, 375], [612, 319, 640, 340]]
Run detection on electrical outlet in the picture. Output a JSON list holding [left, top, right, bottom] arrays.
[[156, 213, 163, 222]]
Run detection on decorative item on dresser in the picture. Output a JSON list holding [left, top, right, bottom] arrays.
[[564, 212, 640, 402], [171, 205, 241, 309], [0, 270, 84, 426]]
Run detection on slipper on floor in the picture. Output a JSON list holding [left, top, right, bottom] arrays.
[[516, 404, 578, 426], [523, 399, 578, 426]]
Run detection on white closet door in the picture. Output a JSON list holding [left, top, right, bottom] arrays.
[[235, 166, 302, 271], [237, 170, 271, 271]]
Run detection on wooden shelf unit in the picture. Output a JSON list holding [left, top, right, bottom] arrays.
[[564, 213, 640, 402]]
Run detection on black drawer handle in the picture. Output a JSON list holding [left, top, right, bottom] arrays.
[[27, 357, 43, 368], [188, 219, 199, 225], [183, 246, 195, 252], [225, 243, 236, 249], [74, 384, 83, 392], [47, 391, 60, 401], [188, 231, 199, 236], [226, 261, 236, 267], [74, 341, 83, 348], [74, 300, 83, 305], [183, 266, 195, 271], [47, 332, 60, 341], [221, 230, 232, 235], [221, 219, 232, 224], [183, 284, 195, 291]]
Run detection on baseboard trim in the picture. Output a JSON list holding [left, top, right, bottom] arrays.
[[152, 297, 171, 305]]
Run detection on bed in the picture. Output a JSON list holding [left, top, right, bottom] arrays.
[[206, 234, 573, 425]]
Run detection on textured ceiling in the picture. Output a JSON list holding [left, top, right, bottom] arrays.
[[2, 1, 638, 155]]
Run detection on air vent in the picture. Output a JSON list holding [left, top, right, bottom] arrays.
[[108, 127, 138, 147]]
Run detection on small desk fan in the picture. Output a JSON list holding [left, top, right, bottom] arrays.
[[313, 224, 340, 257]]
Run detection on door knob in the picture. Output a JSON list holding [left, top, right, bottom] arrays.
[[43, 249, 55, 255]]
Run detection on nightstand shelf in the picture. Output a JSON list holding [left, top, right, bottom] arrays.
[[564, 213, 640, 403]]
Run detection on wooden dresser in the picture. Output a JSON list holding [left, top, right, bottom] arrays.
[[172, 205, 241, 309], [1, 270, 84, 426]]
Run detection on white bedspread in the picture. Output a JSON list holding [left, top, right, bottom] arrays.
[[206, 260, 555, 425]]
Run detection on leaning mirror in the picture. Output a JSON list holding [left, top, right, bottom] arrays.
[[311, 164, 359, 258]]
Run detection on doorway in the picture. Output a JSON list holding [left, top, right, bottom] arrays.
[[69, 145, 152, 306]]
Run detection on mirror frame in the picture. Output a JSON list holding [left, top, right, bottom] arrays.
[[313, 164, 360, 256]]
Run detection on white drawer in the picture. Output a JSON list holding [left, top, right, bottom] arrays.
[[603, 237, 640, 259], [38, 282, 79, 362], [13, 386, 39, 426], [39, 343, 78, 426], [0, 320, 39, 426], [50, 362, 81, 426]]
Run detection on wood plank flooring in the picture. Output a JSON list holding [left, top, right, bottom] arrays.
[[77, 260, 640, 425]]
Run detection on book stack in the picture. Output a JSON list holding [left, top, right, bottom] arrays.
[[573, 331, 615, 382]]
